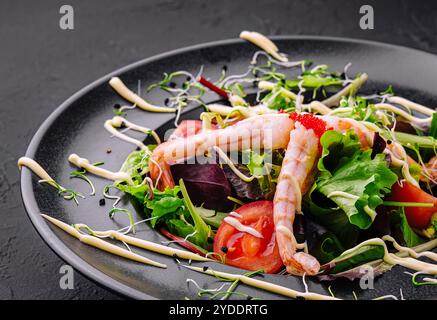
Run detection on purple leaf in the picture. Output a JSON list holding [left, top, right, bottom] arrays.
[[170, 164, 233, 211]]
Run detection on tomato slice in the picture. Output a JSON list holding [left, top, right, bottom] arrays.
[[386, 182, 437, 229], [213, 201, 283, 273]]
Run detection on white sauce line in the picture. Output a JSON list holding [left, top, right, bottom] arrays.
[[68, 153, 134, 185]]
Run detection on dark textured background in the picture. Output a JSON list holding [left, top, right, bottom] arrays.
[[1, 0, 436, 300]]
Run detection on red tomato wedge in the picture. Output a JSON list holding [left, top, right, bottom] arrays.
[[387, 182, 437, 229], [213, 201, 283, 273]]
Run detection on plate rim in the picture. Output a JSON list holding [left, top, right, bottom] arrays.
[[20, 35, 437, 300]]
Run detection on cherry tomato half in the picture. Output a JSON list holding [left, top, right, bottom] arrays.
[[387, 182, 437, 229], [213, 201, 283, 273]]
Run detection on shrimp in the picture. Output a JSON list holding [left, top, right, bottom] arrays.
[[149, 113, 294, 190], [273, 120, 323, 276]]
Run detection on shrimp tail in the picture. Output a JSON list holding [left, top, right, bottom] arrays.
[[149, 144, 175, 190]]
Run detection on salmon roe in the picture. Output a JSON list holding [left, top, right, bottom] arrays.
[[289, 112, 328, 138]]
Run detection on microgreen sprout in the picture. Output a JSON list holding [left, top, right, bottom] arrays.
[[38, 179, 84, 205], [109, 207, 136, 234], [188, 268, 263, 300], [69, 162, 103, 196]]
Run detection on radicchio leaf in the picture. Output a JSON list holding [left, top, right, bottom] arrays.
[[222, 164, 270, 201], [170, 164, 233, 211]]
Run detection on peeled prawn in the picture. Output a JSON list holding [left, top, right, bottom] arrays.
[[273, 122, 321, 275], [149, 113, 294, 190]]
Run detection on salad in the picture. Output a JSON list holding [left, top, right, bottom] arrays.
[[19, 31, 437, 299]]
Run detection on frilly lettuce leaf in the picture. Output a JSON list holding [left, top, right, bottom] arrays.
[[308, 130, 398, 232], [118, 148, 155, 185], [144, 186, 184, 228]]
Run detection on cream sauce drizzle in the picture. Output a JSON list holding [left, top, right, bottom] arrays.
[[18, 157, 58, 188], [229, 211, 242, 219], [327, 191, 359, 201], [375, 103, 432, 125], [41, 214, 166, 268], [109, 77, 175, 113], [341, 237, 437, 275], [104, 116, 160, 152], [223, 216, 263, 238], [363, 205, 377, 221], [240, 31, 288, 62], [63, 221, 211, 262], [213, 146, 260, 182], [68, 153, 134, 185], [387, 96, 436, 117], [186, 265, 339, 300], [229, 94, 247, 107]]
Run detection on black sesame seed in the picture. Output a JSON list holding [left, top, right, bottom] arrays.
[[340, 72, 346, 80], [169, 82, 177, 88], [164, 98, 170, 106], [99, 198, 106, 206], [222, 65, 228, 72], [186, 76, 192, 81], [221, 246, 228, 253], [246, 295, 253, 300], [253, 80, 259, 88], [106, 148, 112, 154], [202, 266, 209, 272], [387, 140, 392, 145], [113, 103, 121, 109], [136, 146, 141, 151]]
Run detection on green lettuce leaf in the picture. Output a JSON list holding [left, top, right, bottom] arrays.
[[178, 179, 212, 249], [309, 130, 398, 231], [117, 184, 148, 203], [321, 243, 385, 275], [196, 207, 228, 229], [396, 207, 425, 247], [118, 149, 154, 185], [144, 186, 185, 227]]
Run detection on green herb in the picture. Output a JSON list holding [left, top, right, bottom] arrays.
[[382, 201, 434, 207], [113, 108, 126, 116], [379, 85, 395, 96], [335, 96, 379, 123]]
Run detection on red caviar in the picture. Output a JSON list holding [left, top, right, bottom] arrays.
[[289, 112, 328, 138]]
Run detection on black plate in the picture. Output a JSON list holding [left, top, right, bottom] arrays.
[[21, 36, 437, 300]]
